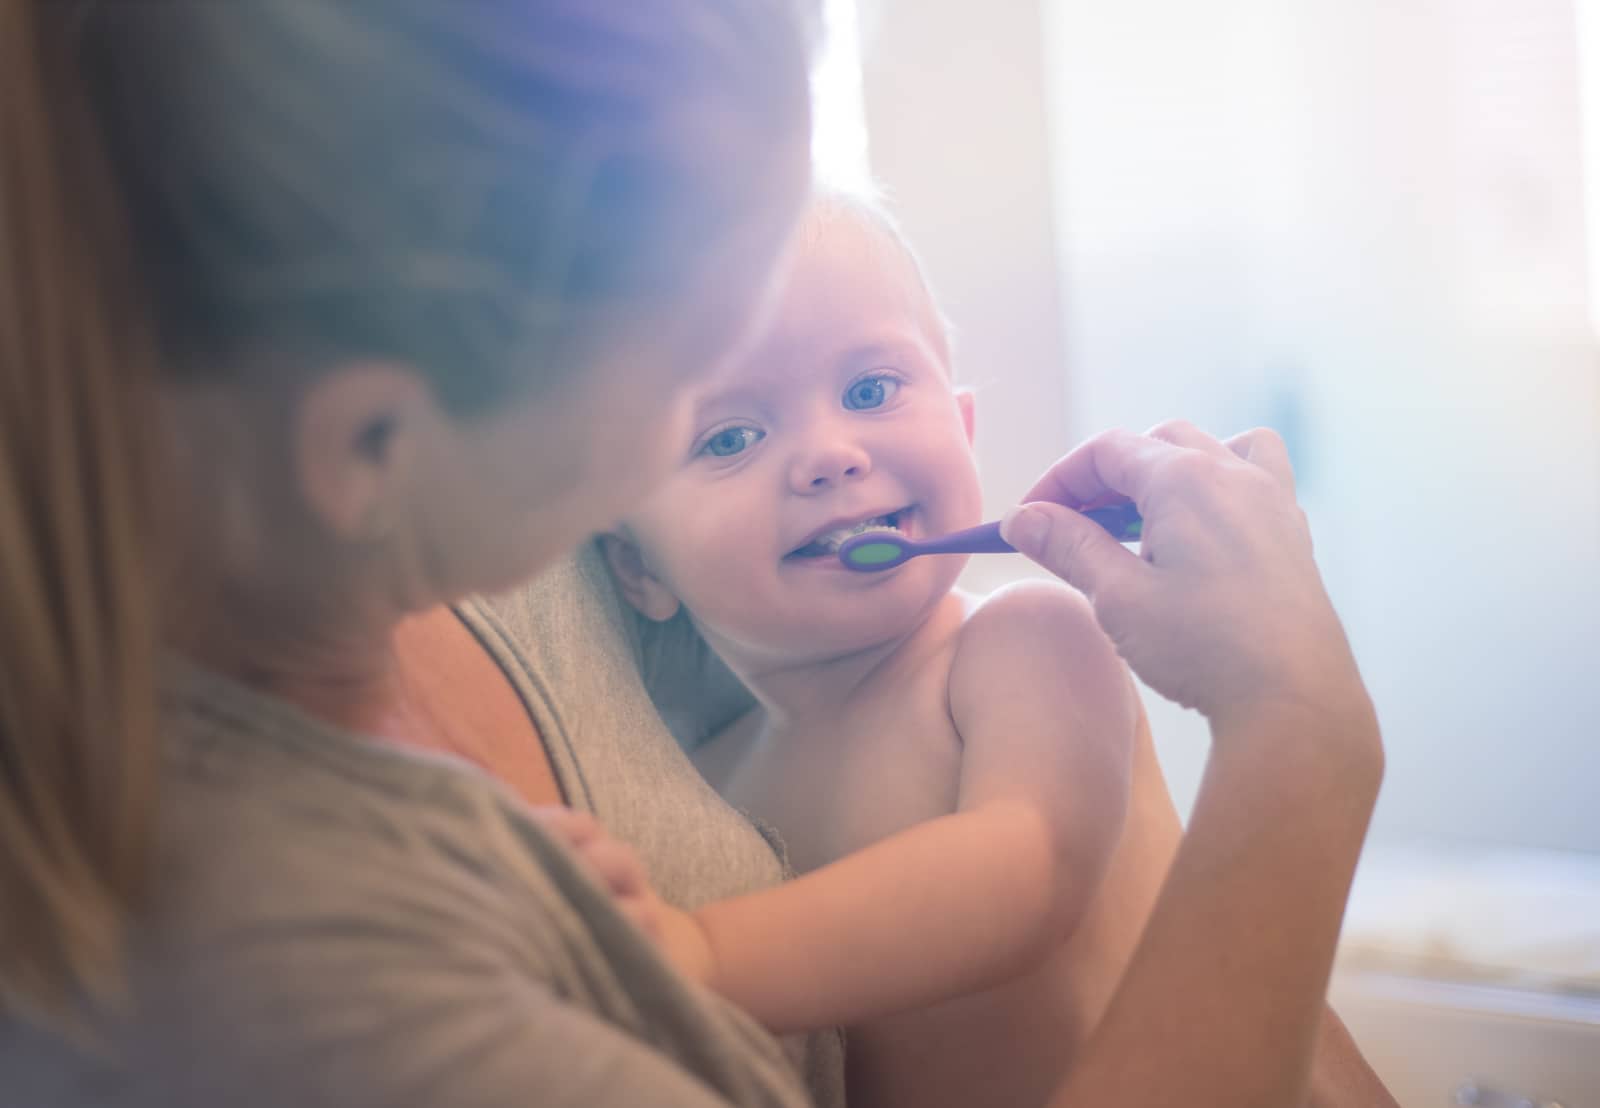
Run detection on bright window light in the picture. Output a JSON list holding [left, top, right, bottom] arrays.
[[811, 0, 873, 191], [1577, 0, 1600, 335]]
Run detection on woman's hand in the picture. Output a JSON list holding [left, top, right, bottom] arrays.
[[1001, 422, 1369, 733], [530, 807, 717, 986], [1004, 425, 1386, 1108]]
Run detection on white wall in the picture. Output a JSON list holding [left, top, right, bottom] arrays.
[[861, 0, 1600, 853], [857, 0, 1074, 603], [1041, 0, 1600, 853]]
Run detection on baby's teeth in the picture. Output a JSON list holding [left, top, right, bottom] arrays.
[[795, 514, 902, 556], [817, 516, 895, 550]]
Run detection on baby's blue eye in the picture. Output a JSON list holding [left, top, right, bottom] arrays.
[[701, 426, 764, 458], [844, 374, 901, 411]]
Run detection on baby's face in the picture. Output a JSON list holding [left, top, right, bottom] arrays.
[[619, 213, 984, 664]]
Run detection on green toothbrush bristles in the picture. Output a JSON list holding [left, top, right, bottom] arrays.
[[846, 540, 903, 566]]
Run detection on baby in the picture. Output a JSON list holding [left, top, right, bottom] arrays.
[[601, 191, 1184, 1108]]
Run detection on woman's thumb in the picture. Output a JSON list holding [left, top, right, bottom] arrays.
[[1000, 502, 1130, 601]]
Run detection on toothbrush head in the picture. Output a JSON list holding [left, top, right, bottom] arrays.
[[837, 531, 914, 572]]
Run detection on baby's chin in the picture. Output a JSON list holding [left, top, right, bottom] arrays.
[[704, 570, 955, 664]]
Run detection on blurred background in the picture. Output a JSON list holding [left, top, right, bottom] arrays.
[[814, 0, 1600, 1103]]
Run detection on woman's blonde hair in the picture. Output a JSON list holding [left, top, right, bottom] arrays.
[[0, 0, 812, 1030]]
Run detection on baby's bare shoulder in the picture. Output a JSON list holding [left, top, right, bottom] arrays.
[[950, 580, 1131, 727], [958, 579, 1106, 660]]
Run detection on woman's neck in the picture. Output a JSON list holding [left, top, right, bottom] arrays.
[[718, 589, 972, 732], [169, 571, 411, 737], [160, 374, 425, 738]]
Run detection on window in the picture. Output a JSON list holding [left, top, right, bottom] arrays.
[[1576, 0, 1600, 332], [811, 0, 873, 191]]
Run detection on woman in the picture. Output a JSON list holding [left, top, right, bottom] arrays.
[[0, 2, 1383, 1106]]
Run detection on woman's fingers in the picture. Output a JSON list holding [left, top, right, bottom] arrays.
[[1000, 501, 1143, 604], [1007, 428, 1204, 602], [1147, 418, 1233, 459], [1225, 427, 1296, 491], [1018, 429, 1169, 509], [1146, 420, 1296, 491], [1009, 423, 1354, 723], [1151, 420, 1297, 494]]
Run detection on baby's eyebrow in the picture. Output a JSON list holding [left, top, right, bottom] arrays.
[[690, 383, 767, 423], [828, 332, 945, 374], [688, 328, 943, 422], [833, 341, 899, 366]]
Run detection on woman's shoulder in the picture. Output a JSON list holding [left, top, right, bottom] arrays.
[[157, 657, 612, 965], [18, 663, 813, 1108], [470, 550, 789, 910], [477, 544, 754, 754]]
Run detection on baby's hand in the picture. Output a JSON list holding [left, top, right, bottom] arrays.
[[530, 807, 716, 986]]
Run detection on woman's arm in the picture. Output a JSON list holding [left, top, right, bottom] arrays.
[[1309, 1006, 1402, 1108], [1048, 696, 1381, 1108], [1000, 423, 1385, 1108]]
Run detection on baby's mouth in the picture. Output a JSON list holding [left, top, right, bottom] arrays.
[[786, 509, 909, 560]]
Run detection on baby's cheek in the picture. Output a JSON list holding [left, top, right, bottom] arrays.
[[665, 543, 746, 609]]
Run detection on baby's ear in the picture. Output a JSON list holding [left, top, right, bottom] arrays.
[[956, 388, 976, 446], [598, 531, 682, 622]]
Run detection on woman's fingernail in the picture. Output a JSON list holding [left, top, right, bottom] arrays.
[[1001, 505, 1050, 554]]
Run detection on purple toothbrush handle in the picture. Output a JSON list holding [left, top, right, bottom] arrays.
[[917, 503, 1142, 555], [837, 503, 1143, 571], [916, 520, 1013, 555]]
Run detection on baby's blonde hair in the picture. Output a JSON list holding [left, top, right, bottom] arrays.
[[802, 185, 958, 372]]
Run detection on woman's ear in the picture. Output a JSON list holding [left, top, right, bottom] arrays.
[[293, 362, 438, 543], [956, 388, 976, 446], [598, 531, 683, 622]]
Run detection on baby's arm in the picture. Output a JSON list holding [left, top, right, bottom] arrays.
[[673, 581, 1135, 1034]]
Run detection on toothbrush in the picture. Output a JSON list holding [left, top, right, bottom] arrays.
[[836, 502, 1143, 572]]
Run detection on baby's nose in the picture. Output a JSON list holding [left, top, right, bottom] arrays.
[[790, 439, 872, 493]]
